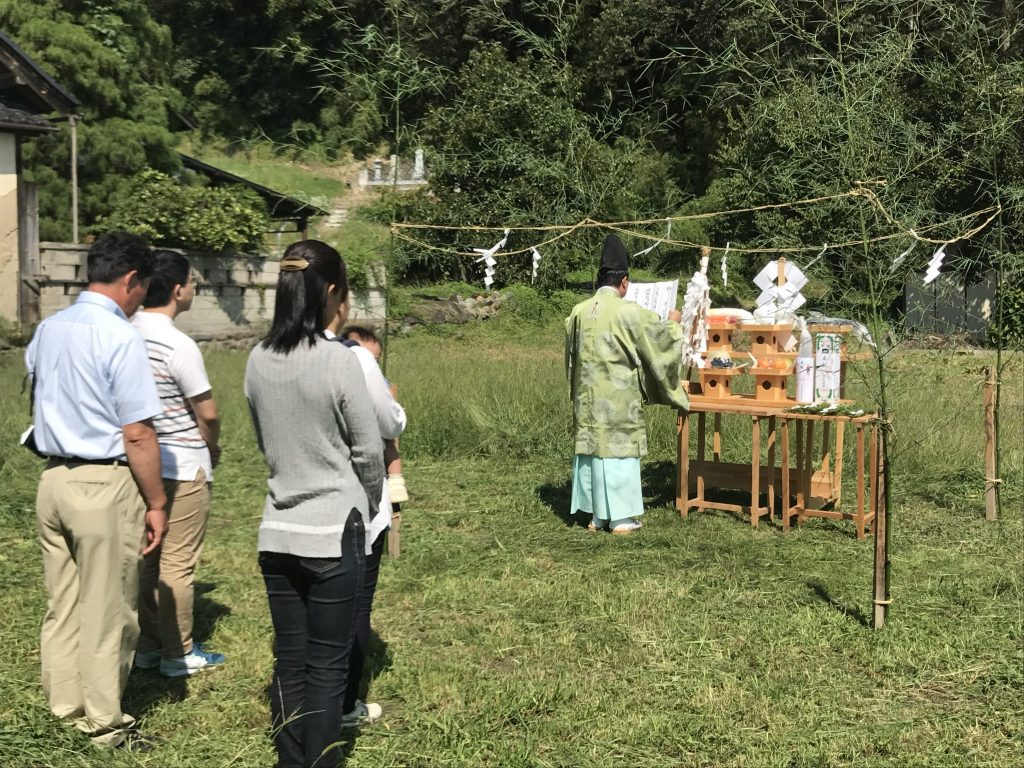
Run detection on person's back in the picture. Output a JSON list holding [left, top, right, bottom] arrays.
[[25, 231, 167, 752], [244, 239, 384, 768], [565, 234, 687, 535], [246, 340, 382, 556], [131, 250, 224, 679], [30, 299, 157, 459]]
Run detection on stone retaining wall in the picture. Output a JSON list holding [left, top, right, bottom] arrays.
[[37, 243, 386, 340]]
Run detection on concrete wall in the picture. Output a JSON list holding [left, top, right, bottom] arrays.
[[0, 133, 18, 321], [37, 243, 387, 340]]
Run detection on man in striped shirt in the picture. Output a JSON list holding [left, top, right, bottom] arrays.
[[131, 250, 226, 677]]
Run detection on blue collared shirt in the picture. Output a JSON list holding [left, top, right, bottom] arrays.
[[25, 291, 162, 460]]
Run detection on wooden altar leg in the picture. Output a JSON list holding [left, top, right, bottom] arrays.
[[795, 421, 805, 510], [696, 412, 707, 510], [801, 421, 815, 524], [834, 420, 846, 510], [781, 419, 791, 531], [766, 416, 777, 521], [856, 424, 866, 539], [713, 414, 722, 462], [677, 411, 690, 517], [751, 416, 761, 526]]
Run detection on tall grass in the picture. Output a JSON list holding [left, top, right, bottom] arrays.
[[0, 327, 1020, 767]]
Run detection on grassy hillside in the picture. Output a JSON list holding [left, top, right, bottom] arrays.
[[178, 136, 351, 210]]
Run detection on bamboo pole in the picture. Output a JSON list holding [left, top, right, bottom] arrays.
[[872, 424, 889, 629], [984, 366, 998, 521]]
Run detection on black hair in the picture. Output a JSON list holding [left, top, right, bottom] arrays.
[[87, 231, 153, 284], [143, 250, 192, 308], [343, 325, 379, 345], [262, 240, 348, 354], [597, 268, 628, 289]]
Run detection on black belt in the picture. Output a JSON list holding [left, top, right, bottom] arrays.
[[47, 456, 130, 469]]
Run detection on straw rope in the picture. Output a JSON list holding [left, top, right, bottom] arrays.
[[388, 181, 1002, 259]]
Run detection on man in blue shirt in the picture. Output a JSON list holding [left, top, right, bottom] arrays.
[[26, 232, 168, 752]]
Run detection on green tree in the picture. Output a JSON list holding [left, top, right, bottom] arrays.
[[387, 42, 678, 284], [0, 0, 183, 241]]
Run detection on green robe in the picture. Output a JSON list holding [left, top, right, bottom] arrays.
[[565, 286, 690, 458]]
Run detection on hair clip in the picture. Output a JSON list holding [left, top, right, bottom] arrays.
[[280, 256, 310, 271]]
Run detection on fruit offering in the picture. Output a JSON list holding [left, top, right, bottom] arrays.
[[710, 356, 734, 368]]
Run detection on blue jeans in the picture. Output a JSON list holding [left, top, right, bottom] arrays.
[[260, 510, 365, 768]]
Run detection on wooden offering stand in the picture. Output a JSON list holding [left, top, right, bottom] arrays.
[[699, 366, 741, 399], [750, 366, 792, 403], [707, 321, 737, 355], [743, 323, 792, 358]]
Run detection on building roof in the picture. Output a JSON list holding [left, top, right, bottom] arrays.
[[180, 154, 329, 221], [0, 31, 80, 116], [0, 101, 57, 135]]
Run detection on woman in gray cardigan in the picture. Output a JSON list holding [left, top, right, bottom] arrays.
[[245, 240, 384, 768]]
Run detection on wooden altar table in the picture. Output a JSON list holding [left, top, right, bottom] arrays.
[[676, 395, 881, 539]]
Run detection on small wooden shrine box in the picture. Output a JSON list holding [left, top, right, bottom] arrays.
[[743, 323, 791, 358], [706, 322, 736, 356], [698, 366, 741, 399], [750, 368, 791, 403]]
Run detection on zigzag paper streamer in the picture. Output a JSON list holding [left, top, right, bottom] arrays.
[[473, 228, 510, 290], [923, 244, 947, 285], [890, 235, 917, 273], [530, 247, 541, 283], [632, 220, 672, 259]]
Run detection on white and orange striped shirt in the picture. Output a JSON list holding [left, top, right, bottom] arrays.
[[131, 312, 213, 482]]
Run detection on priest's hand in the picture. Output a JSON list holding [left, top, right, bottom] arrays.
[[668, 309, 682, 323]]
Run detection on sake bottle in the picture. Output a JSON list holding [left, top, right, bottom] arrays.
[[796, 318, 814, 403]]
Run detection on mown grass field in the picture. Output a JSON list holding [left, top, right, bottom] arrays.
[[0, 316, 1021, 767]]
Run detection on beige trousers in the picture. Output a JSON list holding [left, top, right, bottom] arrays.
[[36, 463, 146, 748], [137, 470, 210, 658]]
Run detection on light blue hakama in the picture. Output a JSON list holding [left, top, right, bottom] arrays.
[[570, 454, 644, 523]]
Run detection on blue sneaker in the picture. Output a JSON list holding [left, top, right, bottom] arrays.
[[159, 643, 225, 678]]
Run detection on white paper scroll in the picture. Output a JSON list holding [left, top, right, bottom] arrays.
[[624, 279, 679, 321]]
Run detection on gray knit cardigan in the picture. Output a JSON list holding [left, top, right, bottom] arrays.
[[245, 338, 385, 557]]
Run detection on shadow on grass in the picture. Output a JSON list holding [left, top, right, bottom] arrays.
[[536, 477, 589, 529], [643, 460, 677, 509], [123, 584, 231, 716], [807, 579, 870, 627], [194, 581, 232, 643]]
